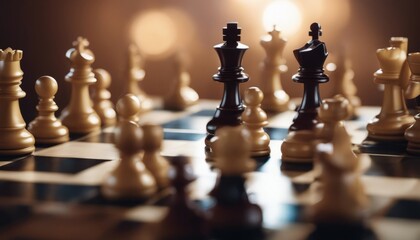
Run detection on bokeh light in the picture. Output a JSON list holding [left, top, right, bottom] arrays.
[[262, 0, 302, 36]]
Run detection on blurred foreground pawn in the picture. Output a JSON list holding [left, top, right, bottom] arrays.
[[101, 120, 157, 200], [60, 37, 101, 134], [209, 126, 263, 239], [142, 124, 170, 189], [281, 23, 329, 163], [116, 94, 141, 123], [205, 22, 250, 158], [241, 87, 270, 158], [365, 47, 414, 141], [329, 53, 361, 119], [92, 69, 116, 127], [259, 27, 291, 112], [307, 143, 371, 240], [0, 48, 35, 156], [28, 76, 69, 145], [163, 53, 199, 111], [127, 43, 153, 112], [405, 53, 420, 154], [155, 156, 208, 240]]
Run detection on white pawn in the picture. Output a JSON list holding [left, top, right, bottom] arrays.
[[142, 124, 170, 189], [92, 69, 116, 127], [28, 76, 69, 145], [311, 142, 368, 224], [116, 94, 141, 123], [214, 126, 256, 175], [101, 120, 157, 200], [241, 87, 270, 157]]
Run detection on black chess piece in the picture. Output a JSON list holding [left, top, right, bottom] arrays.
[[155, 156, 208, 240], [208, 174, 263, 240], [205, 22, 249, 158], [290, 23, 329, 131]]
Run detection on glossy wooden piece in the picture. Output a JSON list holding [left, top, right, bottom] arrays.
[[405, 53, 420, 154], [281, 23, 329, 163], [163, 53, 199, 111], [0, 48, 35, 156], [209, 126, 262, 238], [28, 76, 69, 145], [60, 37, 101, 134], [156, 156, 208, 240], [92, 69, 116, 127], [127, 44, 153, 113], [367, 47, 414, 140], [205, 23, 249, 157], [116, 94, 141, 123], [101, 120, 157, 200], [142, 124, 170, 189], [242, 87, 270, 157], [260, 28, 291, 112]]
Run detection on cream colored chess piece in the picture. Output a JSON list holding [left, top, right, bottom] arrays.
[[127, 44, 153, 112], [0, 48, 35, 156], [163, 53, 199, 111], [28, 76, 69, 145], [405, 53, 420, 154], [101, 120, 157, 200], [281, 130, 316, 163], [213, 126, 256, 175], [366, 47, 414, 140], [116, 94, 141, 123], [330, 54, 361, 118], [60, 37, 101, 134], [260, 28, 291, 112], [241, 87, 270, 157], [142, 124, 170, 189], [310, 142, 368, 224], [92, 69, 116, 127], [390, 37, 411, 90]]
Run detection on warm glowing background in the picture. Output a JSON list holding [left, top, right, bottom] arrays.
[[1, 0, 420, 121]]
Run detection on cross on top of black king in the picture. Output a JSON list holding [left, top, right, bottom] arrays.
[[309, 22, 322, 40], [223, 22, 241, 47]]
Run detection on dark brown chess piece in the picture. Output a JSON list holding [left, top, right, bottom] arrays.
[[156, 156, 208, 240], [205, 22, 250, 159], [281, 23, 329, 163]]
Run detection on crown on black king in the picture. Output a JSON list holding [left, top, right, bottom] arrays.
[[289, 22, 329, 131], [205, 23, 249, 153]]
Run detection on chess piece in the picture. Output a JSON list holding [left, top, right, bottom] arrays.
[[163, 52, 199, 111], [405, 53, 420, 154], [60, 37, 101, 134], [142, 124, 170, 189], [260, 27, 291, 112], [330, 53, 361, 119], [205, 22, 250, 158], [156, 156, 208, 240], [28, 76, 69, 145], [241, 86, 270, 158], [127, 43, 153, 113], [366, 47, 414, 141], [281, 23, 329, 163], [0, 48, 35, 156], [116, 94, 141, 123], [101, 120, 157, 200], [310, 142, 368, 224], [208, 126, 263, 239], [92, 69, 117, 127], [390, 37, 411, 90]]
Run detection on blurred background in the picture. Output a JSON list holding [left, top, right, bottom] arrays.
[[1, 0, 420, 122]]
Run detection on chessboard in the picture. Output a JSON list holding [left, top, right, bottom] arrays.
[[0, 100, 418, 240]]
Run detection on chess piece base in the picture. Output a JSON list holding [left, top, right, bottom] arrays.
[[281, 130, 316, 163], [359, 137, 407, 155], [60, 109, 101, 134], [261, 91, 293, 113], [367, 113, 414, 141], [0, 129, 35, 156]]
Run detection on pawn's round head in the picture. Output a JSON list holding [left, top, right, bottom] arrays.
[[142, 124, 163, 150], [93, 69, 111, 89], [318, 95, 350, 122], [116, 94, 141, 120], [35, 76, 58, 98], [243, 87, 263, 106]]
